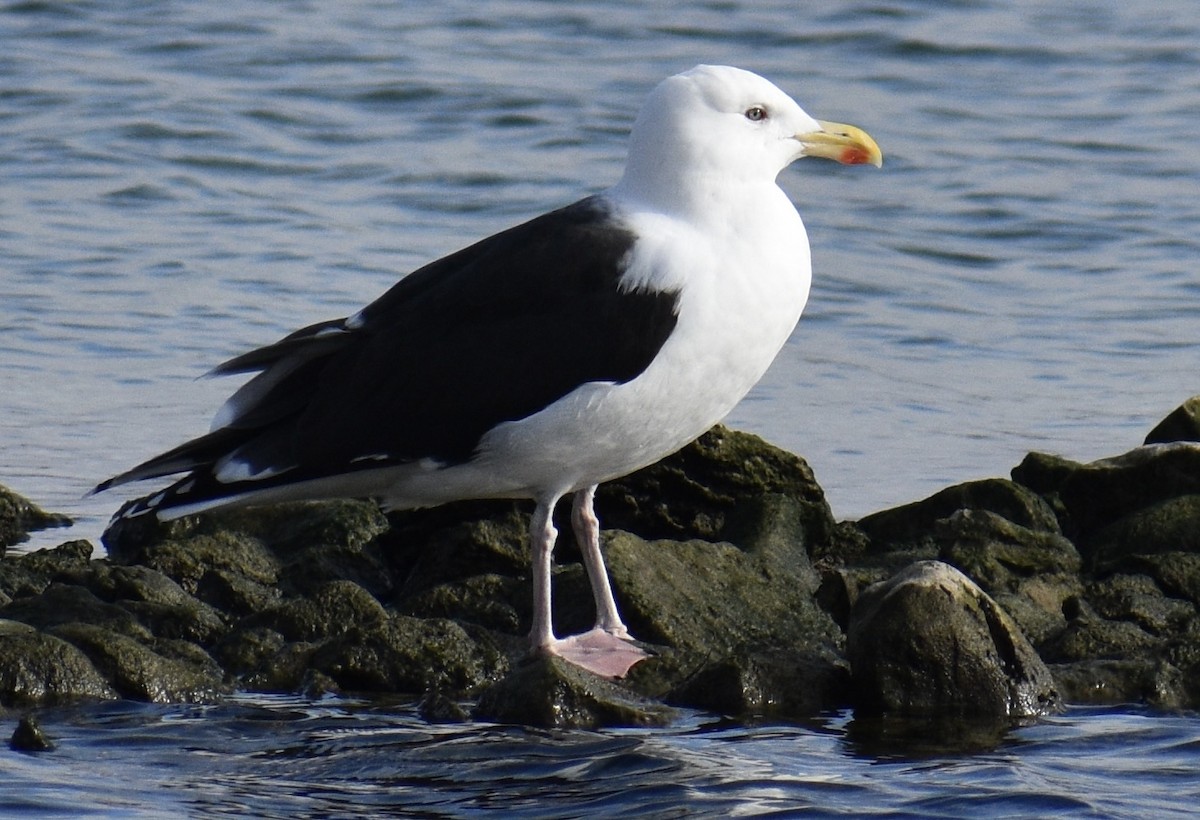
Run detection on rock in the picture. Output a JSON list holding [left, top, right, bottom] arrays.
[[388, 502, 531, 627], [602, 504, 840, 659], [1085, 574, 1195, 636], [667, 647, 850, 717], [847, 561, 1059, 718], [418, 689, 471, 723], [0, 540, 93, 603], [1088, 495, 1200, 570], [1145, 396, 1200, 444], [857, 478, 1061, 551], [1012, 444, 1200, 555], [10, 715, 54, 752], [0, 582, 151, 640], [1048, 659, 1188, 709], [0, 621, 117, 705], [1038, 597, 1161, 663], [1123, 552, 1200, 606], [235, 580, 388, 643], [597, 425, 836, 547], [474, 655, 675, 729], [49, 623, 225, 703], [934, 509, 1082, 646], [0, 485, 71, 551], [308, 615, 508, 695], [116, 531, 280, 598], [79, 564, 229, 646]]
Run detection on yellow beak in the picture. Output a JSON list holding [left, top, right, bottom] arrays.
[[797, 120, 883, 168]]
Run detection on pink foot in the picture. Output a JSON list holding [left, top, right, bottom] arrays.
[[544, 628, 650, 678]]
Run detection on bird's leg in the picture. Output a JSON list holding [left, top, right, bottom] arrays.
[[527, 496, 560, 654], [570, 485, 629, 637], [526, 489, 648, 679]]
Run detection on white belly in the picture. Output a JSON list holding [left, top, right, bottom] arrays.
[[382, 194, 812, 508]]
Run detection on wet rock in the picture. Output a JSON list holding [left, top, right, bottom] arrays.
[[388, 502, 530, 626], [602, 504, 840, 659], [934, 509, 1082, 646], [667, 647, 850, 717], [235, 580, 388, 643], [847, 561, 1059, 718], [213, 625, 289, 679], [0, 582, 151, 640], [400, 572, 526, 634], [0, 540, 93, 603], [0, 621, 117, 705], [1088, 495, 1200, 570], [1145, 396, 1200, 444], [116, 531, 280, 599], [1011, 444, 1200, 555], [597, 425, 836, 547], [857, 478, 1060, 552], [1048, 659, 1188, 709], [65, 563, 230, 646], [10, 715, 54, 752], [1039, 597, 1161, 663], [475, 655, 675, 729], [1085, 574, 1195, 636], [1123, 552, 1200, 606], [418, 689, 471, 723], [49, 622, 226, 703], [0, 485, 71, 551], [309, 615, 508, 695]]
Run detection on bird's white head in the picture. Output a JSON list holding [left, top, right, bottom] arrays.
[[613, 65, 881, 213]]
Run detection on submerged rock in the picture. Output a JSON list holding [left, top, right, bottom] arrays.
[[9, 714, 55, 752], [847, 561, 1060, 719]]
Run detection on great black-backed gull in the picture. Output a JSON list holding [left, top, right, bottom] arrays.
[[95, 65, 881, 678]]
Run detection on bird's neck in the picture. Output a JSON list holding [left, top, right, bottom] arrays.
[[608, 169, 783, 228]]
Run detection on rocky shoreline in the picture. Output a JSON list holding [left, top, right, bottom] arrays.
[[3, 396, 1200, 731]]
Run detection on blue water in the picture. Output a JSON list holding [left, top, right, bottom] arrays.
[[3, 0, 1200, 814], [5, 698, 1199, 818]]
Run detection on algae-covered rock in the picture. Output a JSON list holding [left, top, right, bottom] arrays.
[[857, 478, 1060, 551], [0, 485, 71, 551], [603, 524, 838, 658], [598, 425, 835, 547], [667, 647, 850, 717], [1012, 444, 1200, 553], [10, 714, 55, 752], [0, 540, 93, 604], [1088, 495, 1200, 570], [0, 621, 117, 706], [49, 622, 226, 703], [1048, 659, 1189, 709], [309, 614, 508, 695], [847, 561, 1059, 718], [1145, 396, 1200, 445], [475, 655, 675, 729], [934, 508, 1082, 646]]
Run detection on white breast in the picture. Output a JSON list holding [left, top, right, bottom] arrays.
[[459, 187, 812, 500]]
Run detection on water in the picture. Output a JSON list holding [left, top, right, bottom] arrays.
[[4, 697, 1198, 818], [3, 0, 1199, 814]]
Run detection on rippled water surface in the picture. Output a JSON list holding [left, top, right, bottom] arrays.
[[4, 697, 1199, 818], [4, 0, 1200, 814]]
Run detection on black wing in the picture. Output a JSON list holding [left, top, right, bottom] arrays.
[[96, 196, 680, 502]]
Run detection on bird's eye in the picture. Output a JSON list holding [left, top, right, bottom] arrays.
[[744, 106, 768, 122]]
